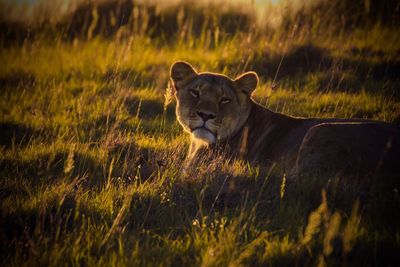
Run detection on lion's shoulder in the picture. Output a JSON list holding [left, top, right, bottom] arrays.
[[228, 102, 307, 162]]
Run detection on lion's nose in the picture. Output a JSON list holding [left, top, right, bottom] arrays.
[[197, 111, 216, 121]]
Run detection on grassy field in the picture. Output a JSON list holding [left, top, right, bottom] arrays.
[[1, 0, 400, 266]]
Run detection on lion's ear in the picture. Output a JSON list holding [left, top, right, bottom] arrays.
[[234, 71, 259, 95], [170, 61, 198, 89]]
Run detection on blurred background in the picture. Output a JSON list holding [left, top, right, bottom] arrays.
[[1, 0, 399, 99]]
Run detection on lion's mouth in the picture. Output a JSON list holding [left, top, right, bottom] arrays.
[[192, 126, 216, 135], [191, 126, 217, 144]]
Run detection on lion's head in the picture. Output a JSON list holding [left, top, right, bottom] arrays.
[[170, 61, 258, 144]]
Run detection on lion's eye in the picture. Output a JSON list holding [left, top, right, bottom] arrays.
[[189, 89, 200, 98], [220, 97, 231, 105]]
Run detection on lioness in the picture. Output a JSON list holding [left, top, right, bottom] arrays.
[[170, 61, 400, 178]]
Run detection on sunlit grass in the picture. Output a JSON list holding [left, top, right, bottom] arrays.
[[1, 0, 400, 266], [253, 85, 400, 121]]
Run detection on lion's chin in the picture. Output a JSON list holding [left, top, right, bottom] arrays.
[[192, 128, 216, 145]]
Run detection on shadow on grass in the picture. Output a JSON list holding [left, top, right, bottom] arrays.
[[124, 95, 175, 120], [0, 151, 101, 186], [1, 151, 399, 265], [0, 71, 36, 92], [0, 133, 167, 189], [0, 122, 50, 149], [251, 43, 400, 97]]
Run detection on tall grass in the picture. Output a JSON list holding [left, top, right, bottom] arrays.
[[1, 0, 399, 266]]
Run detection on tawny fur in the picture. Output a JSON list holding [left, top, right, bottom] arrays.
[[170, 61, 400, 178]]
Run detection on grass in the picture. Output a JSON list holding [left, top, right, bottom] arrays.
[[1, 0, 400, 266]]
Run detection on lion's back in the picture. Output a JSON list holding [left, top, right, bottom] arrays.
[[293, 122, 400, 178]]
